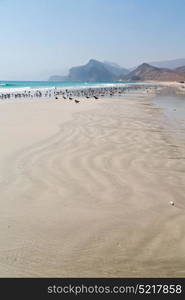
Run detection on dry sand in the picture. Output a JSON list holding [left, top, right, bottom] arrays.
[[0, 92, 185, 277]]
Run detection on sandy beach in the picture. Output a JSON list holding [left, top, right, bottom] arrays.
[[0, 89, 185, 277]]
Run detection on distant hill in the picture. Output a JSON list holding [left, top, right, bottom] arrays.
[[175, 65, 185, 74], [67, 59, 116, 82], [103, 61, 129, 76], [122, 63, 185, 82], [48, 59, 129, 82], [49, 59, 185, 82], [149, 58, 185, 69]]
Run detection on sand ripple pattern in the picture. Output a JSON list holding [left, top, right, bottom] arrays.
[[1, 96, 185, 277]]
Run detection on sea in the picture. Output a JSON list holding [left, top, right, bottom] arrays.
[[0, 80, 149, 93]]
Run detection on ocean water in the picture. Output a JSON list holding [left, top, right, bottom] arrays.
[[0, 80, 152, 92], [0, 80, 129, 90], [0, 80, 154, 103], [0, 80, 145, 100]]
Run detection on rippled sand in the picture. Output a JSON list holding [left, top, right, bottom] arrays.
[[0, 92, 185, 277]]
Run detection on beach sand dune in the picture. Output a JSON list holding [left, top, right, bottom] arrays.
[[0, 94, 185, 277]]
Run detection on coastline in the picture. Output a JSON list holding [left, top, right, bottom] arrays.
[[0, 80, 184, 101], [0, 86, 185, 277], [0, 82, 157, 99]]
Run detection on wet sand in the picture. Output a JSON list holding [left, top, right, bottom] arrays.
[[0, 90, 185, 277]]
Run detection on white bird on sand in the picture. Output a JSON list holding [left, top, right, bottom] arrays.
[[170, 201, 174, 206]]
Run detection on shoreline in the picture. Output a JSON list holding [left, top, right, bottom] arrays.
[[0, 87, 185, 277], [0, 80, 184, 103], [0, 82, 159, 101]]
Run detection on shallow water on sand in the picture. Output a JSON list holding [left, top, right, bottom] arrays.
[[153, 94, 185, 144]]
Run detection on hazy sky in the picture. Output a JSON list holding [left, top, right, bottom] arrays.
[[0, 0, 185, 80]]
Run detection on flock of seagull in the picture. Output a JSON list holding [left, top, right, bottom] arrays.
[[53, 85, 152, 103], [0, 85, 156, 102]]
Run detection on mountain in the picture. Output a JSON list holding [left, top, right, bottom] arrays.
[[49, 59, 185, 82], [67, 59, 116, 82], [149, 58, 185, 69], [175, 65, 185, 74], [103, 61, 129, 76], [49, 59, 129, 82], [122, 63, 185, 82]]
